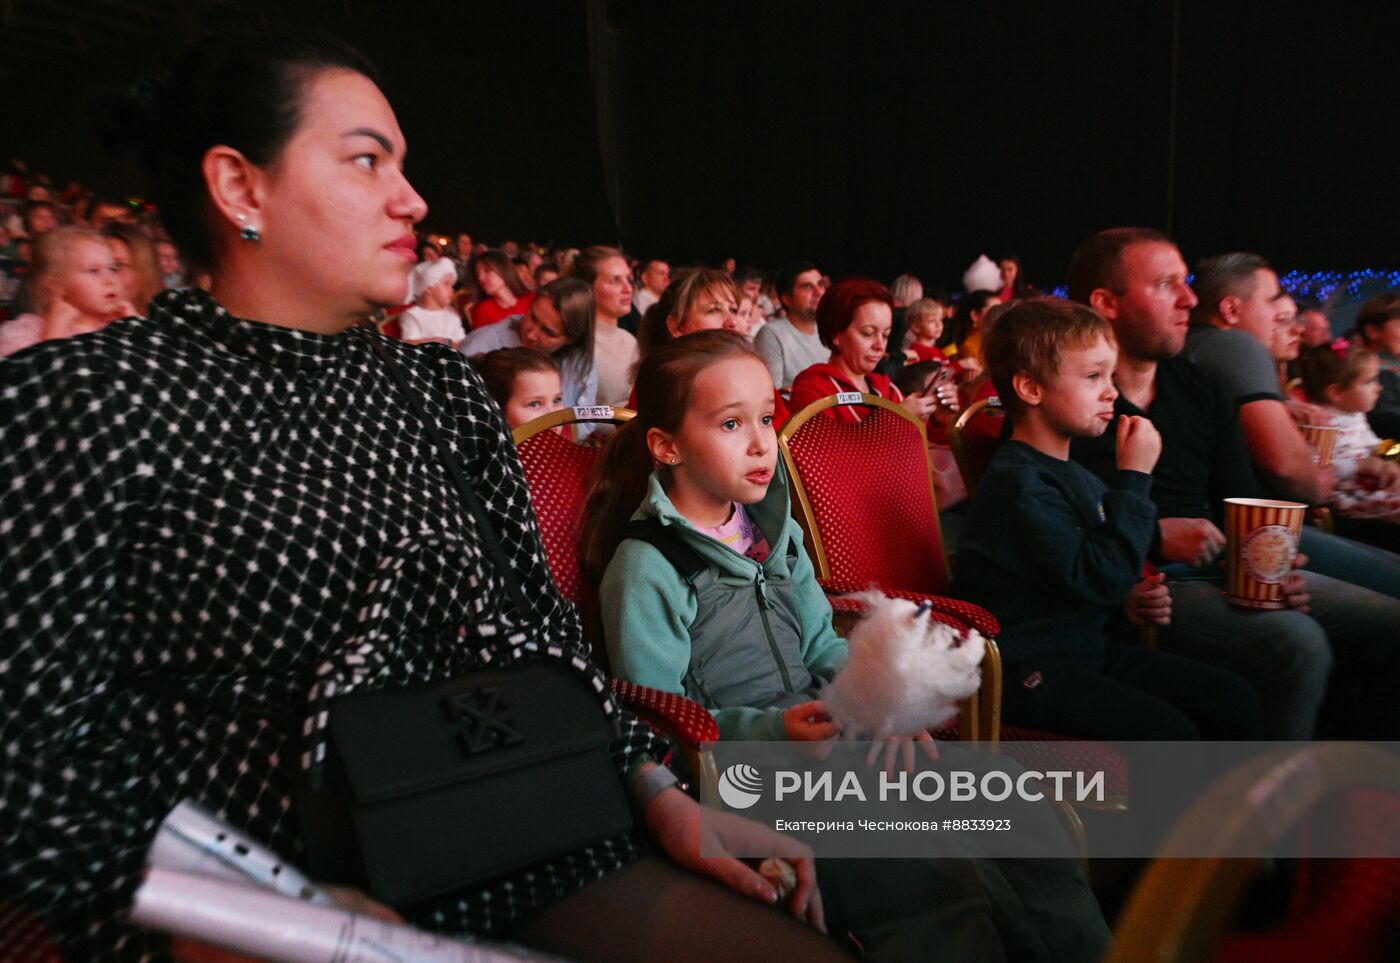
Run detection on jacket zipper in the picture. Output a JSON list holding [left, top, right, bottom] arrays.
[[754, 576, 794, 692]]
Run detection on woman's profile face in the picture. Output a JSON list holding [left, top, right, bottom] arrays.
[[255, 69, 427, 313], [519, 296, 570, 354], [476, 263, 505, 297]]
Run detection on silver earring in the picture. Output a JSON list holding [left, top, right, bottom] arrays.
[[236, 214, 260, 242]]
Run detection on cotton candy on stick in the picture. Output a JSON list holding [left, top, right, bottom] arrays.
[[823, 592, 985, 738]]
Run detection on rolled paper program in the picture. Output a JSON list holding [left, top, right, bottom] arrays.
[[131, 869, 557, 963]]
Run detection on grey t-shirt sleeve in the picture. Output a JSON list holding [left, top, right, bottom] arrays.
[[754, 323, 789, 388], [1182, 327, 1283, 404]]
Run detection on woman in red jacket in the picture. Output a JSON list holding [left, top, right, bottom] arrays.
[[788, 278, 952, 424]]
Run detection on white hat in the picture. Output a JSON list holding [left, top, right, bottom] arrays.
[[408, 257, 458, 303], [962, 254, 1002, 294]]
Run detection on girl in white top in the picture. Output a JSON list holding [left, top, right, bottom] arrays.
[[398, 257, 466, 345]]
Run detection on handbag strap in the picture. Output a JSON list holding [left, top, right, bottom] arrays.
[[362, 333, 535, 622]]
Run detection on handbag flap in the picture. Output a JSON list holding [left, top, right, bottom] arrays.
[[327, 660, 613, 805]]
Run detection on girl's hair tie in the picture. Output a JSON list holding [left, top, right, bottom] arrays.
[[1330, 337, 1350, 357]]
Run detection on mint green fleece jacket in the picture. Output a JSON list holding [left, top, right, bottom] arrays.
[[599, 463, 848, 741]]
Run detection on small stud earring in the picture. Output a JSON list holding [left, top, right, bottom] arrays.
[[239, 224, 261, 242]]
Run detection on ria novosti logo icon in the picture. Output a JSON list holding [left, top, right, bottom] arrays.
[[717, 763, 764, 810]]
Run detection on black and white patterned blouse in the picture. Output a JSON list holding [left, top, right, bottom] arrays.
[[0, 288, 668, 960]]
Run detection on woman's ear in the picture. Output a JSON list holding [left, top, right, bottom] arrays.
[[665, 314, 684, 339], [202, 145, 269, 238], [1011, 371, 1044, 409], [647, 426, 680, 467]]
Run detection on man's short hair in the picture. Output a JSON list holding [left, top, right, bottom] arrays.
[[1065, 227, 1172, 304], [774, 261, 818, 299], [1358, 293, 1400, 338], [982, 297, 1115, 417], [1190, 252, 1274, 322]]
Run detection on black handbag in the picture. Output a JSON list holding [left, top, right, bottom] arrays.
[[297, 335, 631, 908]]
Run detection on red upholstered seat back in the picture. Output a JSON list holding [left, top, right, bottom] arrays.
[[514, 426, 601, 608], [784, 405, 949, 594]]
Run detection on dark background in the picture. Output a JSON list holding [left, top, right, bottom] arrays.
[[7, 0, 1399, 290]]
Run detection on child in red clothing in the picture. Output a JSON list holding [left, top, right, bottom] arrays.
[[903, 298, 949, 365]]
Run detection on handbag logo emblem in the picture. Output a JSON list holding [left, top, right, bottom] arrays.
[[443, 687, 525, 756]]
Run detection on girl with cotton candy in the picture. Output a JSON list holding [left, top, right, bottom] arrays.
[[584, 327, 980, 767], [583, 329, 1109, 961], [398, 256, 466, 346]]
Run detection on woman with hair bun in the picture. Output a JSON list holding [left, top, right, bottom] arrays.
[[0, 31, 837, 961]]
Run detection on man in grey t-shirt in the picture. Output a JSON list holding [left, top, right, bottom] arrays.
[[755, 261, 828, 389], [1182, 252, 1328, 505]]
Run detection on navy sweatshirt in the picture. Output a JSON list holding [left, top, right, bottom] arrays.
[[951, 441, 1157, 666]]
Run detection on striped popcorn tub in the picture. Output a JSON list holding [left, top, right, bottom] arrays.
[[1224, 497, 1307, 610]]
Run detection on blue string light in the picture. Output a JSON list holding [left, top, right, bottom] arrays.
[[1277, 269, 1400, 304]]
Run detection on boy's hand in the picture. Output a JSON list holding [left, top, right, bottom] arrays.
[[1124, 571, 1172, 626], [1116, 414, 1162, 474], [1158, 517, 1227, 568], [784, 700, 843, 741]]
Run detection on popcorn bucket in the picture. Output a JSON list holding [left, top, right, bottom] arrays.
[[1299, 425, 1337, 467], [1224, 498, 1307, 610]]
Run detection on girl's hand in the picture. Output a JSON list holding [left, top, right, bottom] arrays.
[[864, 730, 939, 775], [783, 700, 843, 741], [643, 786, 826, 931], [1124, 571, 1172, 626]]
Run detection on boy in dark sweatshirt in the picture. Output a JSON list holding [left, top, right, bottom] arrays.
[[951, 298, 1259, 740]]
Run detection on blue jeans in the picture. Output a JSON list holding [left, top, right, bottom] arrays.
[[1163, 570, 1400, 739], [1299, 526, 1400, 599]]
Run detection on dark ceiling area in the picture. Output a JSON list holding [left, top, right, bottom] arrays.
[[8, 1, 1400, 289]]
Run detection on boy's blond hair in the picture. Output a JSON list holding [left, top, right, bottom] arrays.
[[982, 297, 1115, 417]]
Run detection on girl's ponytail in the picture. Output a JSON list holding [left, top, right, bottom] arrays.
[[580, 417, 655, 588]]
